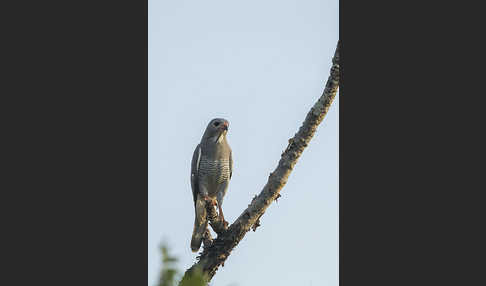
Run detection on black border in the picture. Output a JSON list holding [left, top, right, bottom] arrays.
[[340, 0, 480, 285], [6, 1, 148, 285]]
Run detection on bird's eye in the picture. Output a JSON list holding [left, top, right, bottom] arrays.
[[213, 122, 220, 127]]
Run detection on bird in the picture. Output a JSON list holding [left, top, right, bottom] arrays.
[[190, 118, 232, 252]]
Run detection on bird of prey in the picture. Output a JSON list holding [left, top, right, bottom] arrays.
[[190, 118, 232, 252]]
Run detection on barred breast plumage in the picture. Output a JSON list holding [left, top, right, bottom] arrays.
[[198, 156, 231, 185]]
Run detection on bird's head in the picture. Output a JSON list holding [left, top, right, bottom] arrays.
[[202, 118, 229, 143]]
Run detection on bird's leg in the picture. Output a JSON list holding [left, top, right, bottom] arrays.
[[218, 204, 228, 228], [218, 204, 225, 222]]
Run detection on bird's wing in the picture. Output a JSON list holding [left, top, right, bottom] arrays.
[[229, 149, 233, 180], [191, 144, 202, 205]]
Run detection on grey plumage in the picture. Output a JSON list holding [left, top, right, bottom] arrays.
[[190, 118, 232, 252]]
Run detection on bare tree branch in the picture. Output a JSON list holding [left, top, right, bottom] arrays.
[[206, 202, 228, 235], [181, 41, 340, 284]]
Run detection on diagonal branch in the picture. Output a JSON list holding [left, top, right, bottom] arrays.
[[206, 202, 227, 235], [181, 41, 340, 284]]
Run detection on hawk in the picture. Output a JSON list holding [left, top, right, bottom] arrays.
[[190, 118, 232, 252]]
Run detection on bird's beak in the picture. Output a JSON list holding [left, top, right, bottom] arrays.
[[215, 122, 228, 143]]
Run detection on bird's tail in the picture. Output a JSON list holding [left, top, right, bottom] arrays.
[[191, 197, 208, 252]]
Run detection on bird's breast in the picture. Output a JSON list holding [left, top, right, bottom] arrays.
[[198, 156, 231, 185]]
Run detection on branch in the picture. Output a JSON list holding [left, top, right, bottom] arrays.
[[206, 202, 228, 235], [181, 41, 340, 284]]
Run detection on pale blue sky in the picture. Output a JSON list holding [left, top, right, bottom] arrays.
[[148, 1, 338, 285]]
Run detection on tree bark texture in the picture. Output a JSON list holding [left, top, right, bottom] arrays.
[[181, 41, 340, 284]]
